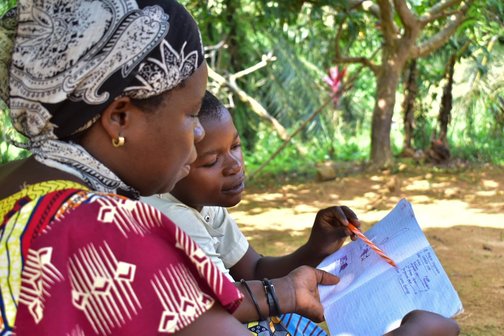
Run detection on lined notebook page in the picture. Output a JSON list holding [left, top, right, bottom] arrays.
[[318, 199, 463, 336]]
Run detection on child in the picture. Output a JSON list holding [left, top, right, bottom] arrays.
[[148, 91, 360, 276], [143, 91, 359, 334], [142, 91, 460, 336]]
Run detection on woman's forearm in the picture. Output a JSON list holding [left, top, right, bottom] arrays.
[[232, 279, 295, 322], [177, 304, 250, 335]]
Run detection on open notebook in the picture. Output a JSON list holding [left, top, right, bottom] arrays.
[[318, 199, 463, 336]]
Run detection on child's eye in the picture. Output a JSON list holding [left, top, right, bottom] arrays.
[[231, 142, 242, 150], [201, 157, 218, 168]]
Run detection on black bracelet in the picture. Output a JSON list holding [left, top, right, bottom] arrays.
[[240, 279, 265, 320], [262, 278, 281, 316]]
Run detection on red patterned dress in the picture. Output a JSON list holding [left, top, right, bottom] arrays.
[[0, 180, 243, 335]]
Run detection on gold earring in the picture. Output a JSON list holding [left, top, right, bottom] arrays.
[[112, 136, 125, 147]]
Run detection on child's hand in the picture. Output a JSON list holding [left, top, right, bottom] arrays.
[[283, 266, 339, 322], [385, 310, 460, 335], [306, 206, 361, 259]]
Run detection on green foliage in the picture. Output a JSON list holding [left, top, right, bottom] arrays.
[[451, 133, 504, 165], [449, 36, 504, 165], [244, 122, 369, 179], [413, 105, 435, 150], [0, 0, 16, 17], [255, 33, 327, 129], [182, 0, 381, 162], [1, 0, 502, 172], [0, 108, 28, 164]]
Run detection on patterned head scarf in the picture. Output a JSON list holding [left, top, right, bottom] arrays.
[[1, 0, 204, 198], [0, 6, 17, 109]]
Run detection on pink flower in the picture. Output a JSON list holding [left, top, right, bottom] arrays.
[[324, 66, 346, 106]]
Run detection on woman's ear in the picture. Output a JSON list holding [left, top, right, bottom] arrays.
[[100, 96, 137, 141]]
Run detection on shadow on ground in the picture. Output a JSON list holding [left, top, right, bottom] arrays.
[[233, 165, 504, 336]]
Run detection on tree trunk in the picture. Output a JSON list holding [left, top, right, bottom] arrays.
[[426, 53, 456, 164], [370, 52, 403, 167], [496, 97, 504, 136], [438, 54, 456, 143], [224, 0, 242, 71], [402, 59, 418, 153]]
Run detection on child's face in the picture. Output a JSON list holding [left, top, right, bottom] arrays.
[[171, 108, 245, 209]]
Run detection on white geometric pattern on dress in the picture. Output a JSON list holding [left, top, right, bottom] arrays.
[[68, 242, 140, 335], [66, 324, 86, 336], [174, 226, 225, 295], [151, 264, 214, 333], [18, 247, 64, 324], [96, 197, 163, 237]]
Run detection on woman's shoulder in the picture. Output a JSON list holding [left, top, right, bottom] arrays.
[[0, 180, 179, 257], [0, 157, 89, 199], [0, 180, 91, 236], [48, 188, 172, 241]]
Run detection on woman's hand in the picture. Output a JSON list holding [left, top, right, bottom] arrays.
[[385, 310, 460, 336], [306, 205, 361, 259], [281, 266, 339, 322]]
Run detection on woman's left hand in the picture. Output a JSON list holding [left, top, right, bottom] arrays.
[[306, 205, 361, 259], [282, 266, 340, 322]]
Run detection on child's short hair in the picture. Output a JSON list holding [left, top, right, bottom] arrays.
[[200, 90, 227, 121]]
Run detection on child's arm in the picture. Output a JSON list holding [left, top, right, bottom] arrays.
[[230, 206, 360, 279]]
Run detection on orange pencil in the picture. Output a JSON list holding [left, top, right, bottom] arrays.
[[347, 223, 397, 268]]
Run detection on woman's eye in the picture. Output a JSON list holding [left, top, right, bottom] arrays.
[[187, 109, 200, 119], [231, 143, 242, 150]]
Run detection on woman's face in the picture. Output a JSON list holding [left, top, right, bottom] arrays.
[[127, 63, 208, 196]]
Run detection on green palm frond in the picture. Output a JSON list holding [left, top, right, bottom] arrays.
[[248, 32, 336, 142], [0, 0, 16, 17], [453, 41, 504, 140]]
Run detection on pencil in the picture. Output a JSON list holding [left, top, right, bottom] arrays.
[[347, 223, 397, 268]]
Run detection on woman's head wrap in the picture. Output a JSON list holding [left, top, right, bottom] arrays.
[[0, 6, 17, 109], [7, 0, 204, 144], [1, 0, 205, 198]]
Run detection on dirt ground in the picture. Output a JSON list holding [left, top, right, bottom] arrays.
[[230, 164, 504, 336]]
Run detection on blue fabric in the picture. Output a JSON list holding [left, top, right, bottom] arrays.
[[280, 313, 328, 336]]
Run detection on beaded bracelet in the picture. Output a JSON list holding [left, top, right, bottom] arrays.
[[240, 279, 265, 320], [262, 278, 281, 316]]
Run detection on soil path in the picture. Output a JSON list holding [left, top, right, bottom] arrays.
[[230, 165, 504, 335]]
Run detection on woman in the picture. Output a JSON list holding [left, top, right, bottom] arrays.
[[0, 1, 337, 334], [0, 1, 459, 335]]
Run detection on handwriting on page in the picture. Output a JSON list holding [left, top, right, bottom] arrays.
[[399, 249, 441, 295]]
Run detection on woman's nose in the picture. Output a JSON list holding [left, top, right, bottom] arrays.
[[194, 118, 205, 143]]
